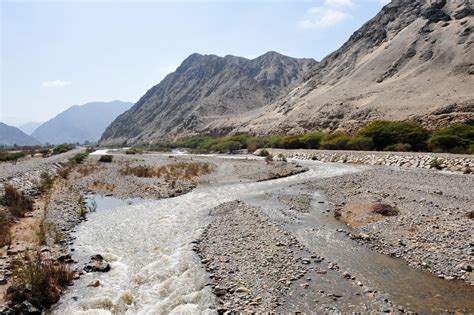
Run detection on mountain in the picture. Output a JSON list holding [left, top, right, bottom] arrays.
[[223, 0, 474, 135], [32, 101, 133, 144], [0, 122, 40, 146], [101, 0, 473, 144], [18, 122, 42, 135], [100, 52, 317, 144]]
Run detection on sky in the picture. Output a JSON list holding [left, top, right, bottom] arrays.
[[0, 0, 388, 127]]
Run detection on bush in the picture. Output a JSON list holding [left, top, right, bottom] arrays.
[[347, 136, 373, 151], [299, 131, 324, 149], [320, 133, 351, 150], [0, 151, 27, 162], [430, 157, 443, 170], [3, 184, 34, 217], [7, 252, 73, 309], [71, 152, 88, 164], [0, 212, 12, 248], [39, 172, 55, 193], [359, 121, 430, 151], [279, 135, 303, 149], [52, 144, 74, 155], [428, 123, 474, 153], [98, 155, 113, 163]]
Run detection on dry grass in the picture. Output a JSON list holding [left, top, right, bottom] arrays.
[[3, 184, 34, 217], [0, 211, 12, 247], [120, 162, 213, 180], [7, 252, 74, 309], [76, 164, 98, 177], [92, 181, 115, 192]]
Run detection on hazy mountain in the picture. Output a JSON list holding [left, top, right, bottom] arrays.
[[223, 0, 474, 135], [0, 122, 41, 146], [33, 101, 133, 144], [18, 122, 42, 135], [100, 52, 317, 144]]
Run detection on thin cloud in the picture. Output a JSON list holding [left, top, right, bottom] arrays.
[[299, 0, 353, 30], [42, 80, 72, 88], [299, 7, 351, 30]]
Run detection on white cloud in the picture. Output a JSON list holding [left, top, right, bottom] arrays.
[[42, 80, 72, 88], [299, 7, 351, 30], [159, 65, 177, 74], [299, 0, 354, 30]]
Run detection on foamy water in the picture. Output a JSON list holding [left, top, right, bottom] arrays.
[[52, 160, 358, 314]]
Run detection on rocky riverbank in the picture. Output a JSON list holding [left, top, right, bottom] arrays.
[[257, 149, 474, 173], [305, 166, 473, 285], [0, 152, 305, 312]]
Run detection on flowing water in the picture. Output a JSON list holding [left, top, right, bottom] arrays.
[[52, 157, 474, 314]]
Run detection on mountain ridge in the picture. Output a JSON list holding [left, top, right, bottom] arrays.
[[0, 122, 40, 146], [33, 101, 132, 144], [100, 52, 317, 144]]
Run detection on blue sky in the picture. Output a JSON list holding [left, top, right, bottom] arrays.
[[1, 0, 387, 126]]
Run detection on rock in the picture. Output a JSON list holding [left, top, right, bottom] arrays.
[[0, 277, 7, 285], [235, 287, 251, 294], [358, 233, 371, 241], [342, 271, 351, 279], [87, 280, 100, 287], [19, 301, 41, 315], [6, 250, 17, 256]]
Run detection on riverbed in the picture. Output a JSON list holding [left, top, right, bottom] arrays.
[[51, 156, 474, 314]]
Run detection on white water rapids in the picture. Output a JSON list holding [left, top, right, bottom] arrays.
[[51, 160, 359, 314]]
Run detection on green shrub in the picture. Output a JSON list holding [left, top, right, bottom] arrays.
[[428, 123, 474, 153], [320, 133, 351, 150], [359, 121, 430, 151], [299, 131, 324, 149], [71, 152, 88, 164], [99, 155, 113, 163], [347, 136, 373, 151], [279, 135, 303, 149], [0, 151, 27, 162], [52, 144, 74, 155]]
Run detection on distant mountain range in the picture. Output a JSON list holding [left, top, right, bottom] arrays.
[[18, 122, 42, 135], [0, 122, 40, 146], [100, 0, 473, 145], [100, 52, 316, 144], [32, 101, 132, 145]]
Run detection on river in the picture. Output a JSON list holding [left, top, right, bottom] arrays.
[[51, 157, 474, 314]]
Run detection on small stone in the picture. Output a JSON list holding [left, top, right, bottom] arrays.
[[87, 280, 100, 287]]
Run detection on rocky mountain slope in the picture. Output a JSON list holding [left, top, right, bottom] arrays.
[[101, 0, 473, 144], [100, 52, 316, 144], [0, 122, 40, 146], [33, 101, 132, 144], [220, 0, 473, 135]]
